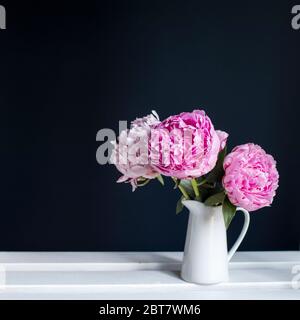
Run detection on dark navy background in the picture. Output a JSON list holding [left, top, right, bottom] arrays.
[[0, 0, 299, 250]]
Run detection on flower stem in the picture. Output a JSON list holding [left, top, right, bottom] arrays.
[[172, 177, 190, 200], [191, 178, 200, 199], [178, 184, 190, 200], [198, 178, 207, 186]]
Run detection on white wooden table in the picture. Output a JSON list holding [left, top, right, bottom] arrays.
[[0, 251, 299, 300]]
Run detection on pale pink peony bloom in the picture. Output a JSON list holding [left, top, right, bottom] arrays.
[[131, 110, 160, 128], [150, 110, 221, 179], [223, 143, 279, 211], [110, 112, 160, 191], [216, 130, 228, 151]]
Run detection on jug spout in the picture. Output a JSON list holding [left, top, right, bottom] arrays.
[[182, 199, 205, 213]]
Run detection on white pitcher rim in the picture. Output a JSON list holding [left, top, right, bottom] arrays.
[[182, 199, 222, 206]]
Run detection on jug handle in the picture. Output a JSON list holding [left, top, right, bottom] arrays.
[[228, 207, 250, 261]]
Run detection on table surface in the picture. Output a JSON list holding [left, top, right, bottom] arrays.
[[0, 251, 299, 300]]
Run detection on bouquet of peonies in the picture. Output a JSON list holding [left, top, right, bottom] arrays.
[[110, 110, 279, 227]]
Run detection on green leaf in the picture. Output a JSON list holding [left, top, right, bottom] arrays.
[[176, 196, 184, 214], [219, 145, 227, 162], [172, 178, 181, 189], [136, 178, 150, 187], [204, 191, 225, 206], [157, 174, 164, 186], [179, 180, 195, 197], [206, 147, 227, 184], [222, 196, 236, 229], [197, 186, 210, 202], [196, 177, 207, 186]]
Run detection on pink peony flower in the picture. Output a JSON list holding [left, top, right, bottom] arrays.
[[110, 112, 160, 191], [216, 130, 228, 151], [223, 143, 279, 211], [150, 110, 221, 179]]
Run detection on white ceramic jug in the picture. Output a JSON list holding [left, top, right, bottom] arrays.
[[181, 200, 250, 284]]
